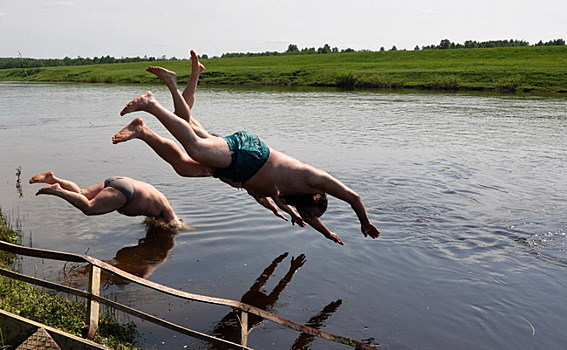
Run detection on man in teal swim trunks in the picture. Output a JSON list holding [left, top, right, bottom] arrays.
[[29, 172, 181, 227], [212, 131, 271, 186], [112, 52, 380, 245]]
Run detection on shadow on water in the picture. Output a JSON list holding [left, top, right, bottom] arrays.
[[62, 220, 177, 287], [209, 252, 352, 350]]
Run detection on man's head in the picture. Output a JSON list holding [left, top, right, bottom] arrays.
[[283, 193, 328, 219]]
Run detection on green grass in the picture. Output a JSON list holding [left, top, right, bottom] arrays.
[[1, 46, 566, 92], [0, 208, 139, 350]]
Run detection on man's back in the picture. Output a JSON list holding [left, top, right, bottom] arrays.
[[118, 178, 177, 223], [241, 148, 323, 198]]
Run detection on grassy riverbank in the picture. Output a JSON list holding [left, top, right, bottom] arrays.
[[1, 46, 566, 92], [0, 208, 138, 349]]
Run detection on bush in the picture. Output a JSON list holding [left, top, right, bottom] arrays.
[[494, 74, 523, 91], [335, 73, 358, 88], [427, 75, 461, 90], [358, 74, 406, 89]]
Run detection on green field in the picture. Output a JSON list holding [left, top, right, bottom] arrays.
[[1, 46, 566, 92]]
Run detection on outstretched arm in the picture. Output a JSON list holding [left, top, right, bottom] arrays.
[[254, 197, 289, 222], [302, 215, 344, 245], [311, 171, 380, 239], [271, 196, 306, 227]]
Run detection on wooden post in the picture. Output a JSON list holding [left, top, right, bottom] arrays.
[[84, 264, 101, 340], [239, 310, 249, 347]]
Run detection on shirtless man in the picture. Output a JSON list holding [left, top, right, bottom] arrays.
[[144, 51, 295, 224], [112, 52, 380, 244], [29, 172, 181, 227]]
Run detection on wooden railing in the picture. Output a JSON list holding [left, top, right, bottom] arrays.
[[0, 240, 378, 350]]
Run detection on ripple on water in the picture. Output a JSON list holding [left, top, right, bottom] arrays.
[[2, 85, 567, 350], [526, 230, 567, 267]]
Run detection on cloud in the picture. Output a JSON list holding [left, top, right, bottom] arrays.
[[44, 1, 75, 9], [266, 39, 294, 45], [418, 8, 444, 15]]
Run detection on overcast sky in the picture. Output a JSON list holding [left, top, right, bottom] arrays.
[[1, 0, 565, 59]]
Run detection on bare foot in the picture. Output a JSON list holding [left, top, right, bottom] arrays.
[[147, 66, 178, 89], [120, 91, 155, 116], [36, 183, 62, 196], [29, 171, 55, 184], [190, 50, 206, 76], [112, 118, 146, 144]]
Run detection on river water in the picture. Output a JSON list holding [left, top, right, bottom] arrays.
[[0, 82, 566, 350]]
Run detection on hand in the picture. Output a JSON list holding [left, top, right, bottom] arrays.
[[291, 216, 306, 227], [273, 210, 289, 222], [290, 254, 306, 270], [325, 232, 344, 245], [362, 223, 380, 239], [275, 252, 290, 263]]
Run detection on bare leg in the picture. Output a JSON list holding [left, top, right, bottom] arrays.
[[112, 118, 214, 177], [30, 171, 104, 200], [30, 171, 82, 193], [146, 64, 211, 138], [146, 66, 189, 120], [182, 50, 206, 110], [119, 93, 231, 168], [183, 50, 210, 135], [36, 184, 124, 215]]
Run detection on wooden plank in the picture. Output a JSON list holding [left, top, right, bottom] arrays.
[[84, 265, 101, 340], [0, 240, 85, 262], [0, 310, 111, 350], [239, 310, 249, 347], [0, 267, 89, 298], [92, 294, 253, 350]]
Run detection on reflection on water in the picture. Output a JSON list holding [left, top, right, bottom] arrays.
[[291, 299, 345, 350], [211, 252, 304, 346], [15, 166, 23, 198], [64, 220, 176, 287], [210, 252, 350, 350]]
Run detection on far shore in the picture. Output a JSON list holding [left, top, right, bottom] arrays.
[[1, 46, 566, 93]]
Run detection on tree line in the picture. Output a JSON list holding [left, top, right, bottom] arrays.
[[220, 43, 356, 58], [0, 54, 179, 70], [224, 38, 565, 57], [418, 38, 565, 50], [0, 38, 564, 69]]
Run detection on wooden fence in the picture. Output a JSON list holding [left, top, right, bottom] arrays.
[[0, 240, 378, 350]]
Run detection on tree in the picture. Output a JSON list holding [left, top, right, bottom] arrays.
[[286, 44, 299, 53], [464, 40, 477, 48], [318, 44, 332, 54], [438, 39, 451, 49]]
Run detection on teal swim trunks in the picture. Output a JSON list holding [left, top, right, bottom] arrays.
[[213, 131, 270, 184]]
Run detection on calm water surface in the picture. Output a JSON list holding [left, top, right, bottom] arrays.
[[0, 82, 566, 350]]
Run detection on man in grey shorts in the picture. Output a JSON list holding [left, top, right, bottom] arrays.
[[29, 172, 180, 227]]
